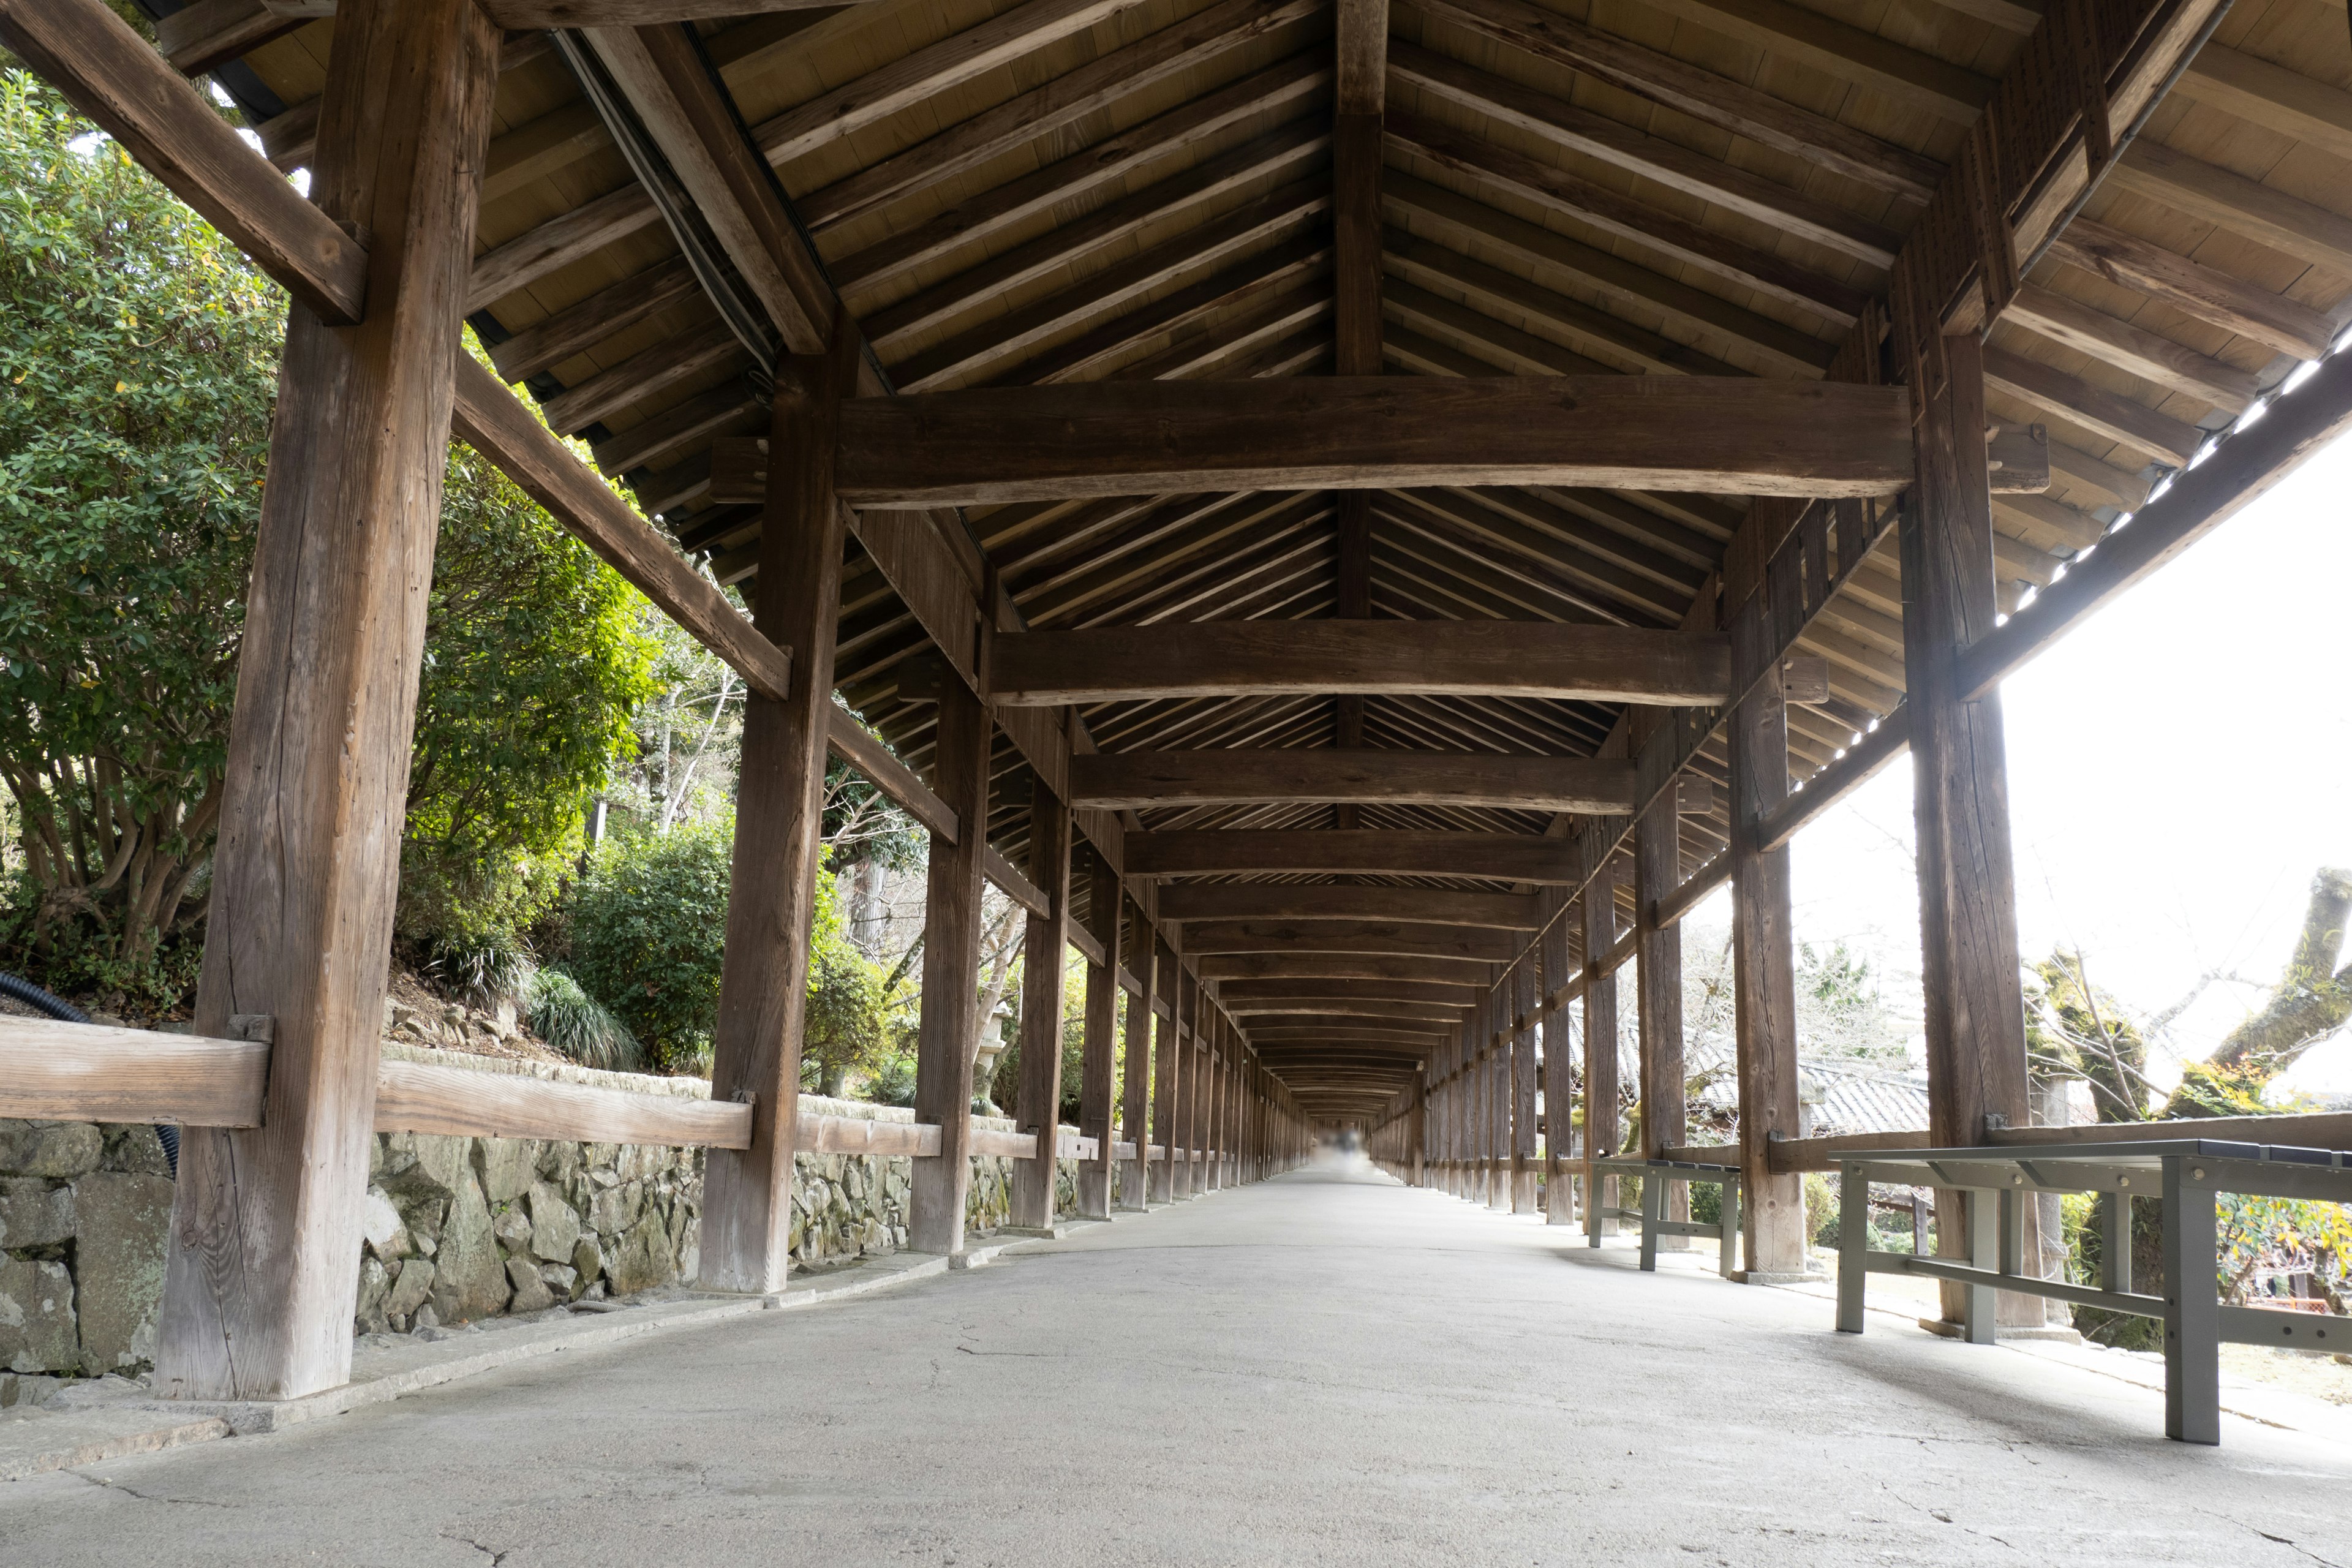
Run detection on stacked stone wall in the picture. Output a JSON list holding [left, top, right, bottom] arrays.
[[1, 1044, 1088, 1403]]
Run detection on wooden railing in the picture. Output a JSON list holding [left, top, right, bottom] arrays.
[[1659, 1113, 2352, 1175], [0, 1018, 1142, 1164]]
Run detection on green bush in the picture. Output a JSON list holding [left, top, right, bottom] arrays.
[[526, 966, 642, 1073], [568, 823, 734, 1073]]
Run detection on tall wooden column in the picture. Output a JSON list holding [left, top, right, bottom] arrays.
[[1410, 1074, 1426, 1186], [1172, 977, 1198, 1199], [1538, 903, 1572, 1225], [699, 321, 859, 1293], [1151, 946, 1178, 1201], [908, 678, 990, 1255], [1510, 962, 1539, 1213], [1904, 326, 2032, 1314], [1010, 778, 1074, 1230], [1583, 878, 1622, 1238], [1488, 990, 1510, 1212], [1120, 919, 1156, 1209], [154, 0, 500, 1401], [1076, 856, 1120, 1219], [1635, 772, 1689, 1246], [1730, 599, 1808, 1279]]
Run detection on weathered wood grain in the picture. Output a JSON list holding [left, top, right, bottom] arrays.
[[1068, 749, 1638, 812], [1126, 829, 1586, 883], [837, 379, 1914, 505], [0, 1019, 269, 1128], [1155, 886, 1540, 929], [992, 621, 1733, 707]]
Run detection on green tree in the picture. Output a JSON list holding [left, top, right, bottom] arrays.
[[567, 821, 735, 1074], [0, 72, 657, 1009]]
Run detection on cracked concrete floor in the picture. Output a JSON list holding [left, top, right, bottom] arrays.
[[6, 1160, 2351, 1567]]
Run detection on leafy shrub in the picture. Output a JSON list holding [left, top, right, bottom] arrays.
[[526, 965, 642, 1073], [568, 823, 734, 1073]]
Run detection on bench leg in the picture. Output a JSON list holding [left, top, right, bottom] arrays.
[[2100, 1191, 2132, 1294], [1640, 1175, 1661, 1272], [1719, 1177, 1740, 1279], [1837, 1164, 1867, 1334], [1964, 1191, 1997, 1344], [2163, 1155, 2220, 1445]]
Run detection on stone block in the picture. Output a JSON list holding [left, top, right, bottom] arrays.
[[1, 1371, 65, 1409], [492, 1202, 535, 1253], [355, 1257, 391, 1336], [428, 1168, 510, 1324], [538, 1262, 578, 1300], [100, 1123, 172, 1176], [571, 1235, 602, 1286], [0, 1257, 78, 1373], [0, 1178, 75, 1249], [360, 1186, 412, 1262], [606, 1211, 673, 1296], [70, 1172, 172, 1371], [475, 1137, 540, 1204], [386, 1256, 435, 1321], [0, 1122, 103, 1178], [527, 1182, 582, 1262], [504, 1256, 555, 1314], [588, 1179, 642, 1237]]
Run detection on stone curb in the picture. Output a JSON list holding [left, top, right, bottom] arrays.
[[0, 1250, 956, 1482]]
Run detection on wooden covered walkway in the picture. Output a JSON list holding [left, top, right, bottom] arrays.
[[4, 0, 2352, 1466]]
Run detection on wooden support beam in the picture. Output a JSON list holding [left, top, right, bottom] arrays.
[[1126, 829, 1588, 883], [2108, 139, 2352, 282], [1155, 885, 1540, 929], [1902, 328, 2031, 1326], [908, 676, 990, 1256], [2005, 285, 2261, 413], [697, 322, 858, 1296], [1635, 732, 1684, 1167], [1011, 776, 1075, 1227], [1120, 915, 1157, 1209], [1729, 594, 1806, 1280], [1150, 943, 1178, 1202], [1218, 978, 1485, 1006], [1981, 346, 2205, 469], [1077, 855, 1121, 1219], [1197, 953, 1490, 984], [1224, 998, 1469, 1022], [984, 848, 1052, 919], [149, 0, 502, 1405], [2046, 217, 2335, 364], [993, 622, 1735, 707], [826, 708, 954, 845], [1179, 919, 1523, 962], [836, 379, 1915, 507], [1638, 0, 1990, 124], [1068, 748, 1638, 812], [1538, 895, 1573, 1225], [375, 1059, 754, 1148]]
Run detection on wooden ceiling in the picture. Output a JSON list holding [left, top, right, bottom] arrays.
[[160, 0, 2352, 1121]]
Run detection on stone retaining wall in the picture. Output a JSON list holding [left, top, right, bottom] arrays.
[[1, 1045, 1090, 1403]]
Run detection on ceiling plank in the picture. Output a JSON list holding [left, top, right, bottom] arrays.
[[1128, 829, 1587, 881], [1069, 748, 1638, 812]]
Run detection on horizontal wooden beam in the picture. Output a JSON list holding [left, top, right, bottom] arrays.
[[1180, 919, 1523, 962], [0, 1018, 268, 1127], [1067, 748, 1638, 812], [798, 1113, 942, 1158], [835, 379, 1914, 505], [986, 848, 1053, 919], [1155, 885, 1540, 929], [1223, 998, 1469, 1022], [1216, 977, 1486, 1005], [375, 1059, 754, 1148], [1198, 953, 1489, 984], [826, 708, 956, 845], [1756, 709, 1911, 854], [1128, 829, 1587, 883], [992, 622, 1733, 707]]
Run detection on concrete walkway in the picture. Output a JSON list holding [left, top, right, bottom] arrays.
[[6, 1162, 2351, 1566]]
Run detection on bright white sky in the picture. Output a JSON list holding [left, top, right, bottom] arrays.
[[1681, 419, 2352, 1099]]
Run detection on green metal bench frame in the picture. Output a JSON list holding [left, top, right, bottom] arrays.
[[1588, 1155, 1741, 1279]]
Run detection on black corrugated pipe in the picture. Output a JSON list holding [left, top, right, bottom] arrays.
[[0, 971, 178, 1176]]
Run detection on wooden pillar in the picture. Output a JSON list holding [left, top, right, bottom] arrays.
[[1488, 986, 1510, 1211], [1410, 1073, 1426, 1187], [1635, 771, 1689, 1246], [1151, 946, 1178, 1202], [1511, 962, 1539, 1213], [1583, 878, 1622, 1238], [1076, 856, 1120, 1220], [1173, 976, 1198, 1199], [1010, 778, 1074, 1230], [154, 0, 500, 1402], [1903, 325, 2032, 1315], [1120, 915, 1156, 1210], [1540, 906, 1575, 1226], [1730, 597, 1809, 1279], [908, 678, 990, 1255]]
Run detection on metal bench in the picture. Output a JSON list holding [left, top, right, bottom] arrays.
[[1836, 1138, 2352, 1444], [1588, 1155, 1741, 1278]]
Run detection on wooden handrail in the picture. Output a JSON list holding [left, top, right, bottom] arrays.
[[0, 1017, 269, 1127], [375, 1058, 753, 1149]]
